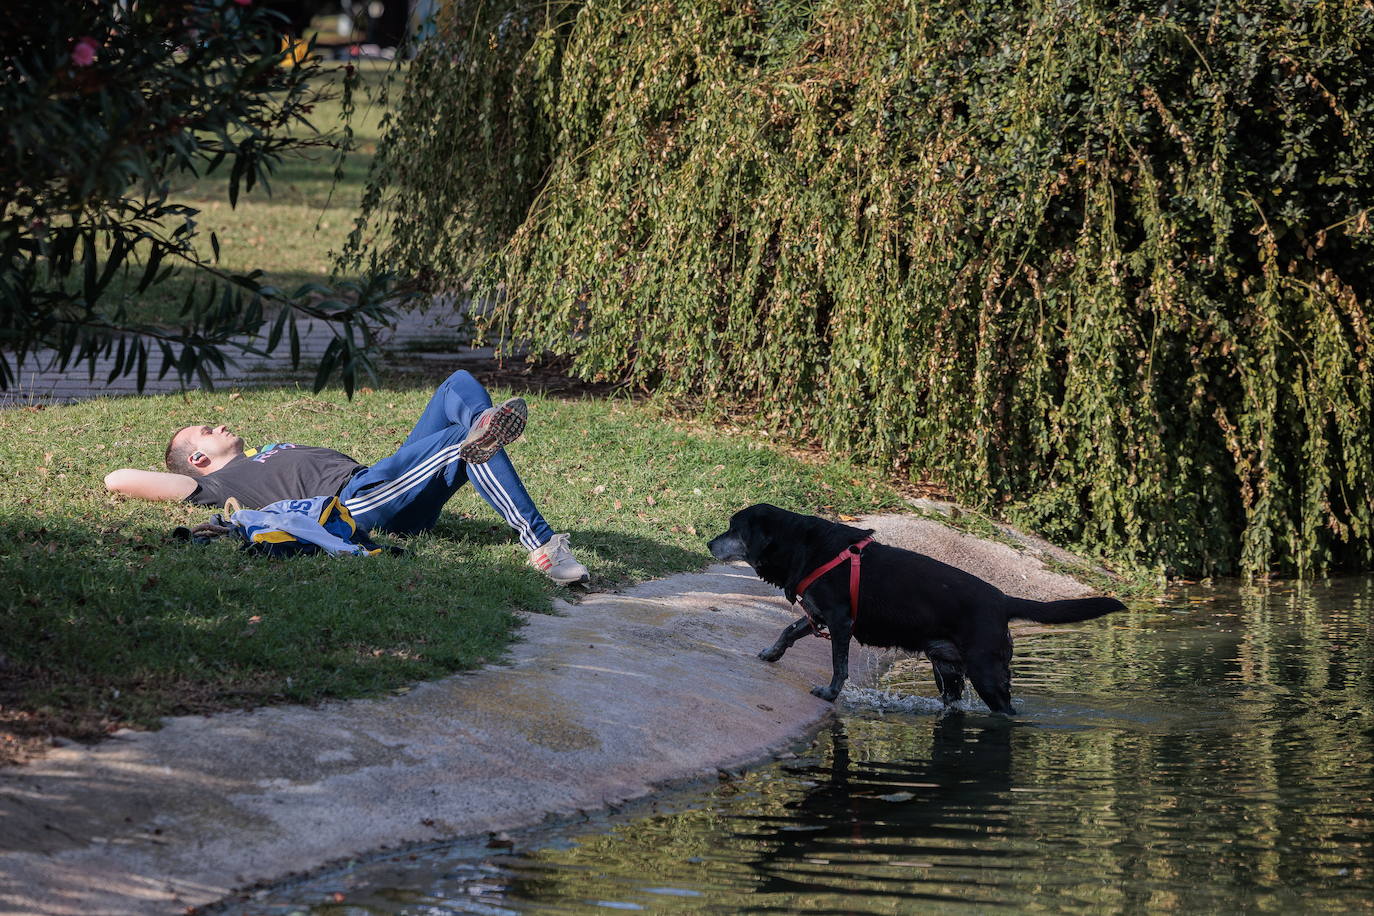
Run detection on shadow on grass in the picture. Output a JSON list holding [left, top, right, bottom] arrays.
[[430, 516, 712, 587], [0, 513, 530, 749], [371, 356, 631, 401], [183, 146, 378, 210]]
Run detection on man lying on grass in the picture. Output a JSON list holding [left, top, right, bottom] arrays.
[[104, 369, 590, 585]]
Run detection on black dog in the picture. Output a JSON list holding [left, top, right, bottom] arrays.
[[707, 503, 1125, 713]]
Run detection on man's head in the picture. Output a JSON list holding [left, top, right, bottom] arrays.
[[165, 424, 245, 476]]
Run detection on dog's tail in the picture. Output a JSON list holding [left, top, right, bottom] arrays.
[[1004, 595, 1126, 623]]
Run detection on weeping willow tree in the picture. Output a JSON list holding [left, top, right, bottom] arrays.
[[345, 0, 1374, 579]]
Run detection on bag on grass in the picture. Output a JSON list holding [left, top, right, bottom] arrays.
[[176, 495, 399, 558]]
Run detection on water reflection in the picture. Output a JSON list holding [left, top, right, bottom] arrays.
[[731, 717, 1020, 912], [218, 578, 1374, 914]]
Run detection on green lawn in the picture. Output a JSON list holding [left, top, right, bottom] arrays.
[[110, 60, 397, 324], [0, 382, 903, 754]]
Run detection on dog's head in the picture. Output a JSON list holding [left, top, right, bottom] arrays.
[[708, 503, 787, 564], [709, 503, 870, 601]]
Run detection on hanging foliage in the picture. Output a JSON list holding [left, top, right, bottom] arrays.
[[3, 0, 402, 396], [347, 0, 1374, 578]]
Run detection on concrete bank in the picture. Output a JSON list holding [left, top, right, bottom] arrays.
[[0, 512, 1109, 915]]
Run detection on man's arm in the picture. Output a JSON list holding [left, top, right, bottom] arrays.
[[104, 468, 198, 502]]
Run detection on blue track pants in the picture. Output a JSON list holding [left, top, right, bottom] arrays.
[[338, 370, 554, 548]]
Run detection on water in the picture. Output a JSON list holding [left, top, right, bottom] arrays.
[[220, 578, 1374, 914]]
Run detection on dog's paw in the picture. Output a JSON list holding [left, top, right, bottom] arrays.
[[758, 647, 784, 662], [810, 685, 839, 702]]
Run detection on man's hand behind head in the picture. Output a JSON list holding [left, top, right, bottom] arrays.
[[105, 468, 198, 502]]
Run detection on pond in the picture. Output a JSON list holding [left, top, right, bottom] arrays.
[[218, 577, 1374, 914]]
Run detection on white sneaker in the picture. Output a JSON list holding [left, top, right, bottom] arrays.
[[458, 397, 527, 465], [529, 533, 590, 585]]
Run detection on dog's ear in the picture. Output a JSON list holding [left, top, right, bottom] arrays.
[[779, 513, 858, 600], [749, 520, 813, 602], [740, 523, 773, 566], [737, 515, 791, 589], [779, 546, 813, 604]]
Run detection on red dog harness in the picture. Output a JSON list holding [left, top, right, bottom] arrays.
[[793, 537, 873, 639]]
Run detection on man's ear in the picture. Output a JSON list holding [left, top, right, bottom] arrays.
[[188, 450, 210, 474]]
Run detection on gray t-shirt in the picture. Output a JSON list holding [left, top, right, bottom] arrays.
[[186, 444, 363, 509]]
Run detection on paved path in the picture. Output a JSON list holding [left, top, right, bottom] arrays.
[[0, 307, 491, 407]]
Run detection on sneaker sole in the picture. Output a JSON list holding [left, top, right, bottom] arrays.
[[458, 399, 527, 464]]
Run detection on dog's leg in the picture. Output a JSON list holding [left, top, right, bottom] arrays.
[[925, 639, 966, 707], [966, 634, 1016, 714], [759, 616, 812, 662], [812, 620, 852, 701]]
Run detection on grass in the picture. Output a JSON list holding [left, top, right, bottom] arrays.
[[107, 60, 397, 324], [0, 381, 904, 757]]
